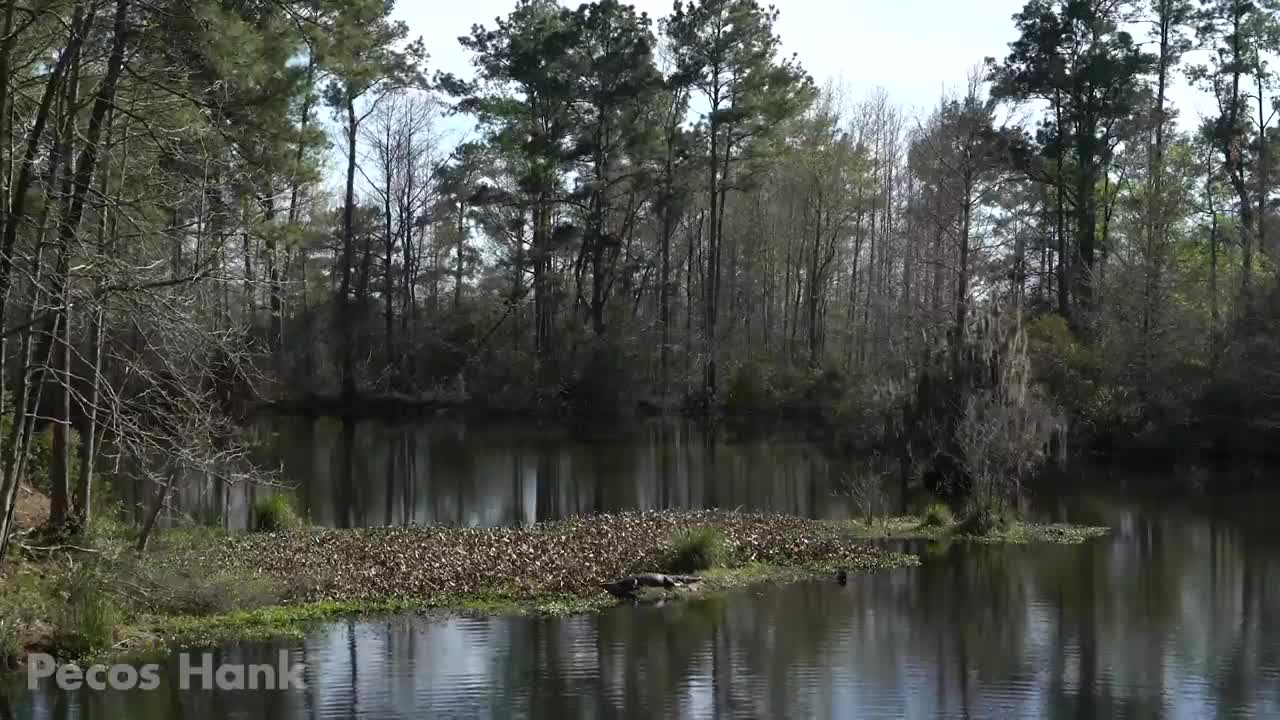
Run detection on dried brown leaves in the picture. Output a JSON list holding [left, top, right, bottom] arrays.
[[214, 511, 913, 603]]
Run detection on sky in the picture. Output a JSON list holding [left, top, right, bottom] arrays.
[[390, 0, 1216, 142], [398, 0, 1031, 124]]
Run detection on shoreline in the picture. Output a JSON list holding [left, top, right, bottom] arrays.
[[259, 394, 1280, 464], [2, 509, 1108, 669], [112, 562, 862, 662]]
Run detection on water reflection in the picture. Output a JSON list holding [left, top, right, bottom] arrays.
[[138, 418, 850, 530], [10, 488, 1280, 718]]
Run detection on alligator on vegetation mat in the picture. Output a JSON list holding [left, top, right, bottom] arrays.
[[601, 573, 704, 599]]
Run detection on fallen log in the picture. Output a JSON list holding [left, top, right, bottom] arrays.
[[602, 573, 703, 599]]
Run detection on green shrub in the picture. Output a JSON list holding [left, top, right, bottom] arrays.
[[956, 505, 1013, 537], [0, 404, 81, 496], [725, 363, 776, 412], [562, 337, 636, 419], [768, 364, 810, 404], [252, 494, 302, 532], [666, 527, 727, 573], [920, 502, 955, 528]]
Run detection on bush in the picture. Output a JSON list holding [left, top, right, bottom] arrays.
[[920, 502, 955, 528], [666, 527, 727, 573], [0, 403, 82, 496], [838, 455, 891, 526], [1025, 313, 1141, 439], [956, 505, 1013, 537], [725, 362, 776, 413], [252, 494, 301, 532], [828, 375, 908, 449], [53, 568, 121, 657], [561, 337, 637, 419]]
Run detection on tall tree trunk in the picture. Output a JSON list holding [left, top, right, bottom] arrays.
[[846, 205, 863, 369], [45, 0, 128, 532], [77, 110, 127, 522], [136, 467, 178, 552], [659, 199, 673, 394], [0, 230, 51, 561], [0, 208, 62, 558], [1208, 149, 1221, 363], [284, 55, 317, 359], [1053, 92, 1069, 320], [806, 195, 823, 367], [1013, 199, 1027, 308], [1223, 9, 1254, 306], [1072, 113, 1100, 331], [0, 11, 83, 544], [863, 191, 877, 365], [454, 201, 465, 310], [265, 193, 283, 351], [383, 152, 395, 376], [0, 0, 18, 214], [47, 42, 81, 530], [339, 94, 359, 402], [703, 117, 721, 404], [952, 174, 973, 375], [1248, 65, 1267, 304], [1143, 3, 1172, 347]]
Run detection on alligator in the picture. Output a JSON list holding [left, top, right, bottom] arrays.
[[602, 573, 704, 599]]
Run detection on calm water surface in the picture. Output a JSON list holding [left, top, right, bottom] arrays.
[[159, 418, 855, 530], [6, 419, 1279, 718]]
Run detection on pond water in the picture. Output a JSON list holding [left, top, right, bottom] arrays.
[[7, 419, 1280, 718], [145, 417, 859, 530]]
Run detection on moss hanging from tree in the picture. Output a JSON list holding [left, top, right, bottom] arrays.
[[902, 304, 1064, 515]]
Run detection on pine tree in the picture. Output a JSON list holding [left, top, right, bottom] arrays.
[[993, 0, 1153, 329], [441, 0, 581, 361], [319, 0, 424, 400], [664, 0, 814, 402]]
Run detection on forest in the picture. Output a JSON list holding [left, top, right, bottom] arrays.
[[2, 0, 1280, 559]]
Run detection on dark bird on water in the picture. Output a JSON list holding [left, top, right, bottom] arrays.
[[835, 569, 847, 585]]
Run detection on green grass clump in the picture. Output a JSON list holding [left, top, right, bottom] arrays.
[[666, 527, 727, 573], [252, 494, 302, 532], [920, 502, 955, 528], [53, 569, 121, 657]]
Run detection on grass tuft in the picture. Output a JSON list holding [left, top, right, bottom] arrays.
[[52, 568, 121, 657], [920, 502, 956, 528], [253, 494, 302, 532], [666, 526, 727, 573]]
